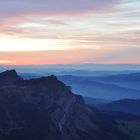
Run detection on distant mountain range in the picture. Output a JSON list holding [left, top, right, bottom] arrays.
[[96, 99, 140, 116], [59, 74, 140, 100], [9, 71, 140, 100], [0, 70, 132, 140], [1, 64, 140, 77], [93, 73, 140, 91]]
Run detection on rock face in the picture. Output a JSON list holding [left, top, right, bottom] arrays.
[[0, 70, 131, 140]]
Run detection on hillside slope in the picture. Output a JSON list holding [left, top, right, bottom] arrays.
[[0, 70, 131, 140]]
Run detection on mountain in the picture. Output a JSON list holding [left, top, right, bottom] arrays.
[[0, 70, 23, 86], [0, 70, 131, 140], [59, 75, 140, 100], [93, 73, 140, 91], [1, 64, 140, 73], [97, 99, 140, 116], [89, 105, 140, 140]]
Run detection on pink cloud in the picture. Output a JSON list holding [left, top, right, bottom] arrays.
[[0, 47, 140, 65], [0, 49, 110, 65]]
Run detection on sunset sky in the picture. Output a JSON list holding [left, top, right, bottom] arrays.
[[0, 0, 140, 65]]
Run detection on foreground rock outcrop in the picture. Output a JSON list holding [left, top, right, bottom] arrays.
[[0, 70, 131, 140]]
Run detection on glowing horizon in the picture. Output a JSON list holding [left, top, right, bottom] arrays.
[[0, 0, 140, 65]]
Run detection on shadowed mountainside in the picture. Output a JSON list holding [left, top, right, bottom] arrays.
[[0, 70, 131, 140]]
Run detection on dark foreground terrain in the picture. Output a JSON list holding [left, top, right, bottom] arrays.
[[0, 70, 139, 140]]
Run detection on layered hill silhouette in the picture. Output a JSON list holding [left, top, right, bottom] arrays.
[[97, 99, 140, 116], [59, 75, 140, 100], [0, 70, 131, 140], [93, 73, 140, 91]]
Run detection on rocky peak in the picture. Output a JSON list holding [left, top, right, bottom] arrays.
[[0, 69, 17, 77], [0, 70, 23, 86]]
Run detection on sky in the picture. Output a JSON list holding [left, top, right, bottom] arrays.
[[0, 0, 140, 65]]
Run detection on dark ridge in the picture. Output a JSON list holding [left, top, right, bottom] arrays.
[[19, 75, 65, 87], [0, 70, 18, 78], [0, 70, 23, 86], [0, 70, 133, 140], [97, 99, 140, 116]]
